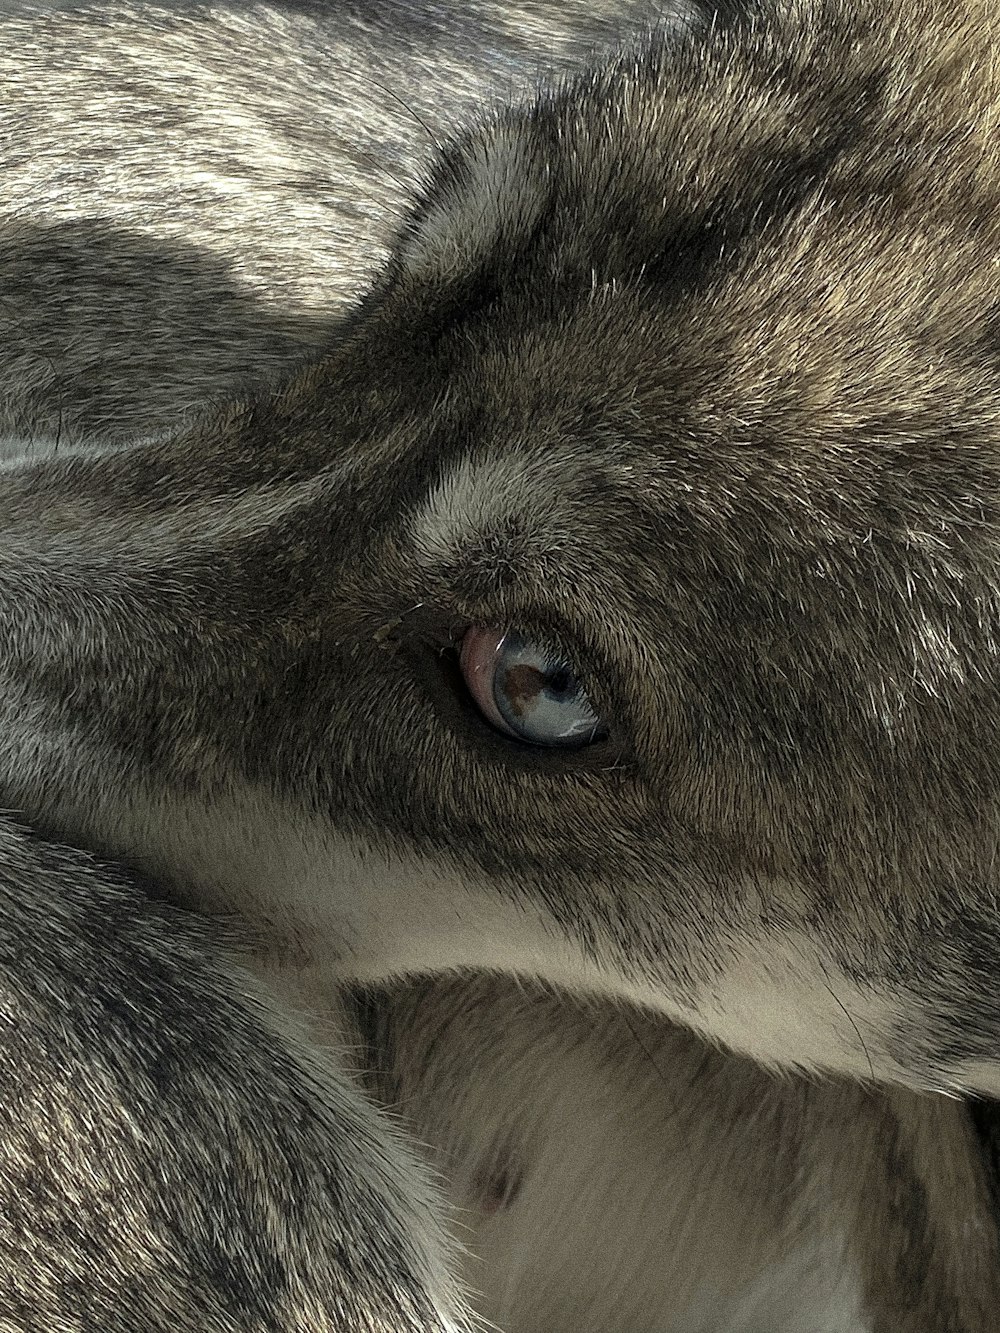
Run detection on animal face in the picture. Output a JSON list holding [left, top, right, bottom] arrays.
[[6, 0, 1000, 1096]]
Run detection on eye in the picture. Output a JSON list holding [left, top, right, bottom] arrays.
[[459, 627, 607, 748]]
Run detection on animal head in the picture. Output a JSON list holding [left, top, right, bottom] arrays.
[[6, 0, 1000, 1093]]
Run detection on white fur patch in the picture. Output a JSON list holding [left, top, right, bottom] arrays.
[[436, 992, 873, 1333], [0, 434, 50, 464], [690, 1237, 873, 1333], [400, 124, 546, 281], [409, 447, 578, 570], [682, 929, 904, 1085]]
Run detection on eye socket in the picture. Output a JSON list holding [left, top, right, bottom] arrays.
[[459, 627, 608, 748]]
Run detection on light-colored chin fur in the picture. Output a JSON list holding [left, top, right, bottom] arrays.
[[40, 756, 902, 1091], [261, 965, 876, 1333]]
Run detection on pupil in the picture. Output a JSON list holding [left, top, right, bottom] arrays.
[[544, 667, 575, 699]]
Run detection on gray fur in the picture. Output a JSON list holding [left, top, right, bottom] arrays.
[[0, 825, 466, 1332], [3, 1, 1000, 1329], [0, 0, 686, 444]]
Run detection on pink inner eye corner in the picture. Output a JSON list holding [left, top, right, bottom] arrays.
[[459, 627, 509, 730]]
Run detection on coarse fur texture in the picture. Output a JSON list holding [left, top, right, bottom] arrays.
[[4, 0, 1000, 1329]]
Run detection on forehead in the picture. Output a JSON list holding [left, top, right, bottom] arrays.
[[393, 182, 998, 575], [356, 11, 1000, 647], [385, 5, 1000, 449]]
